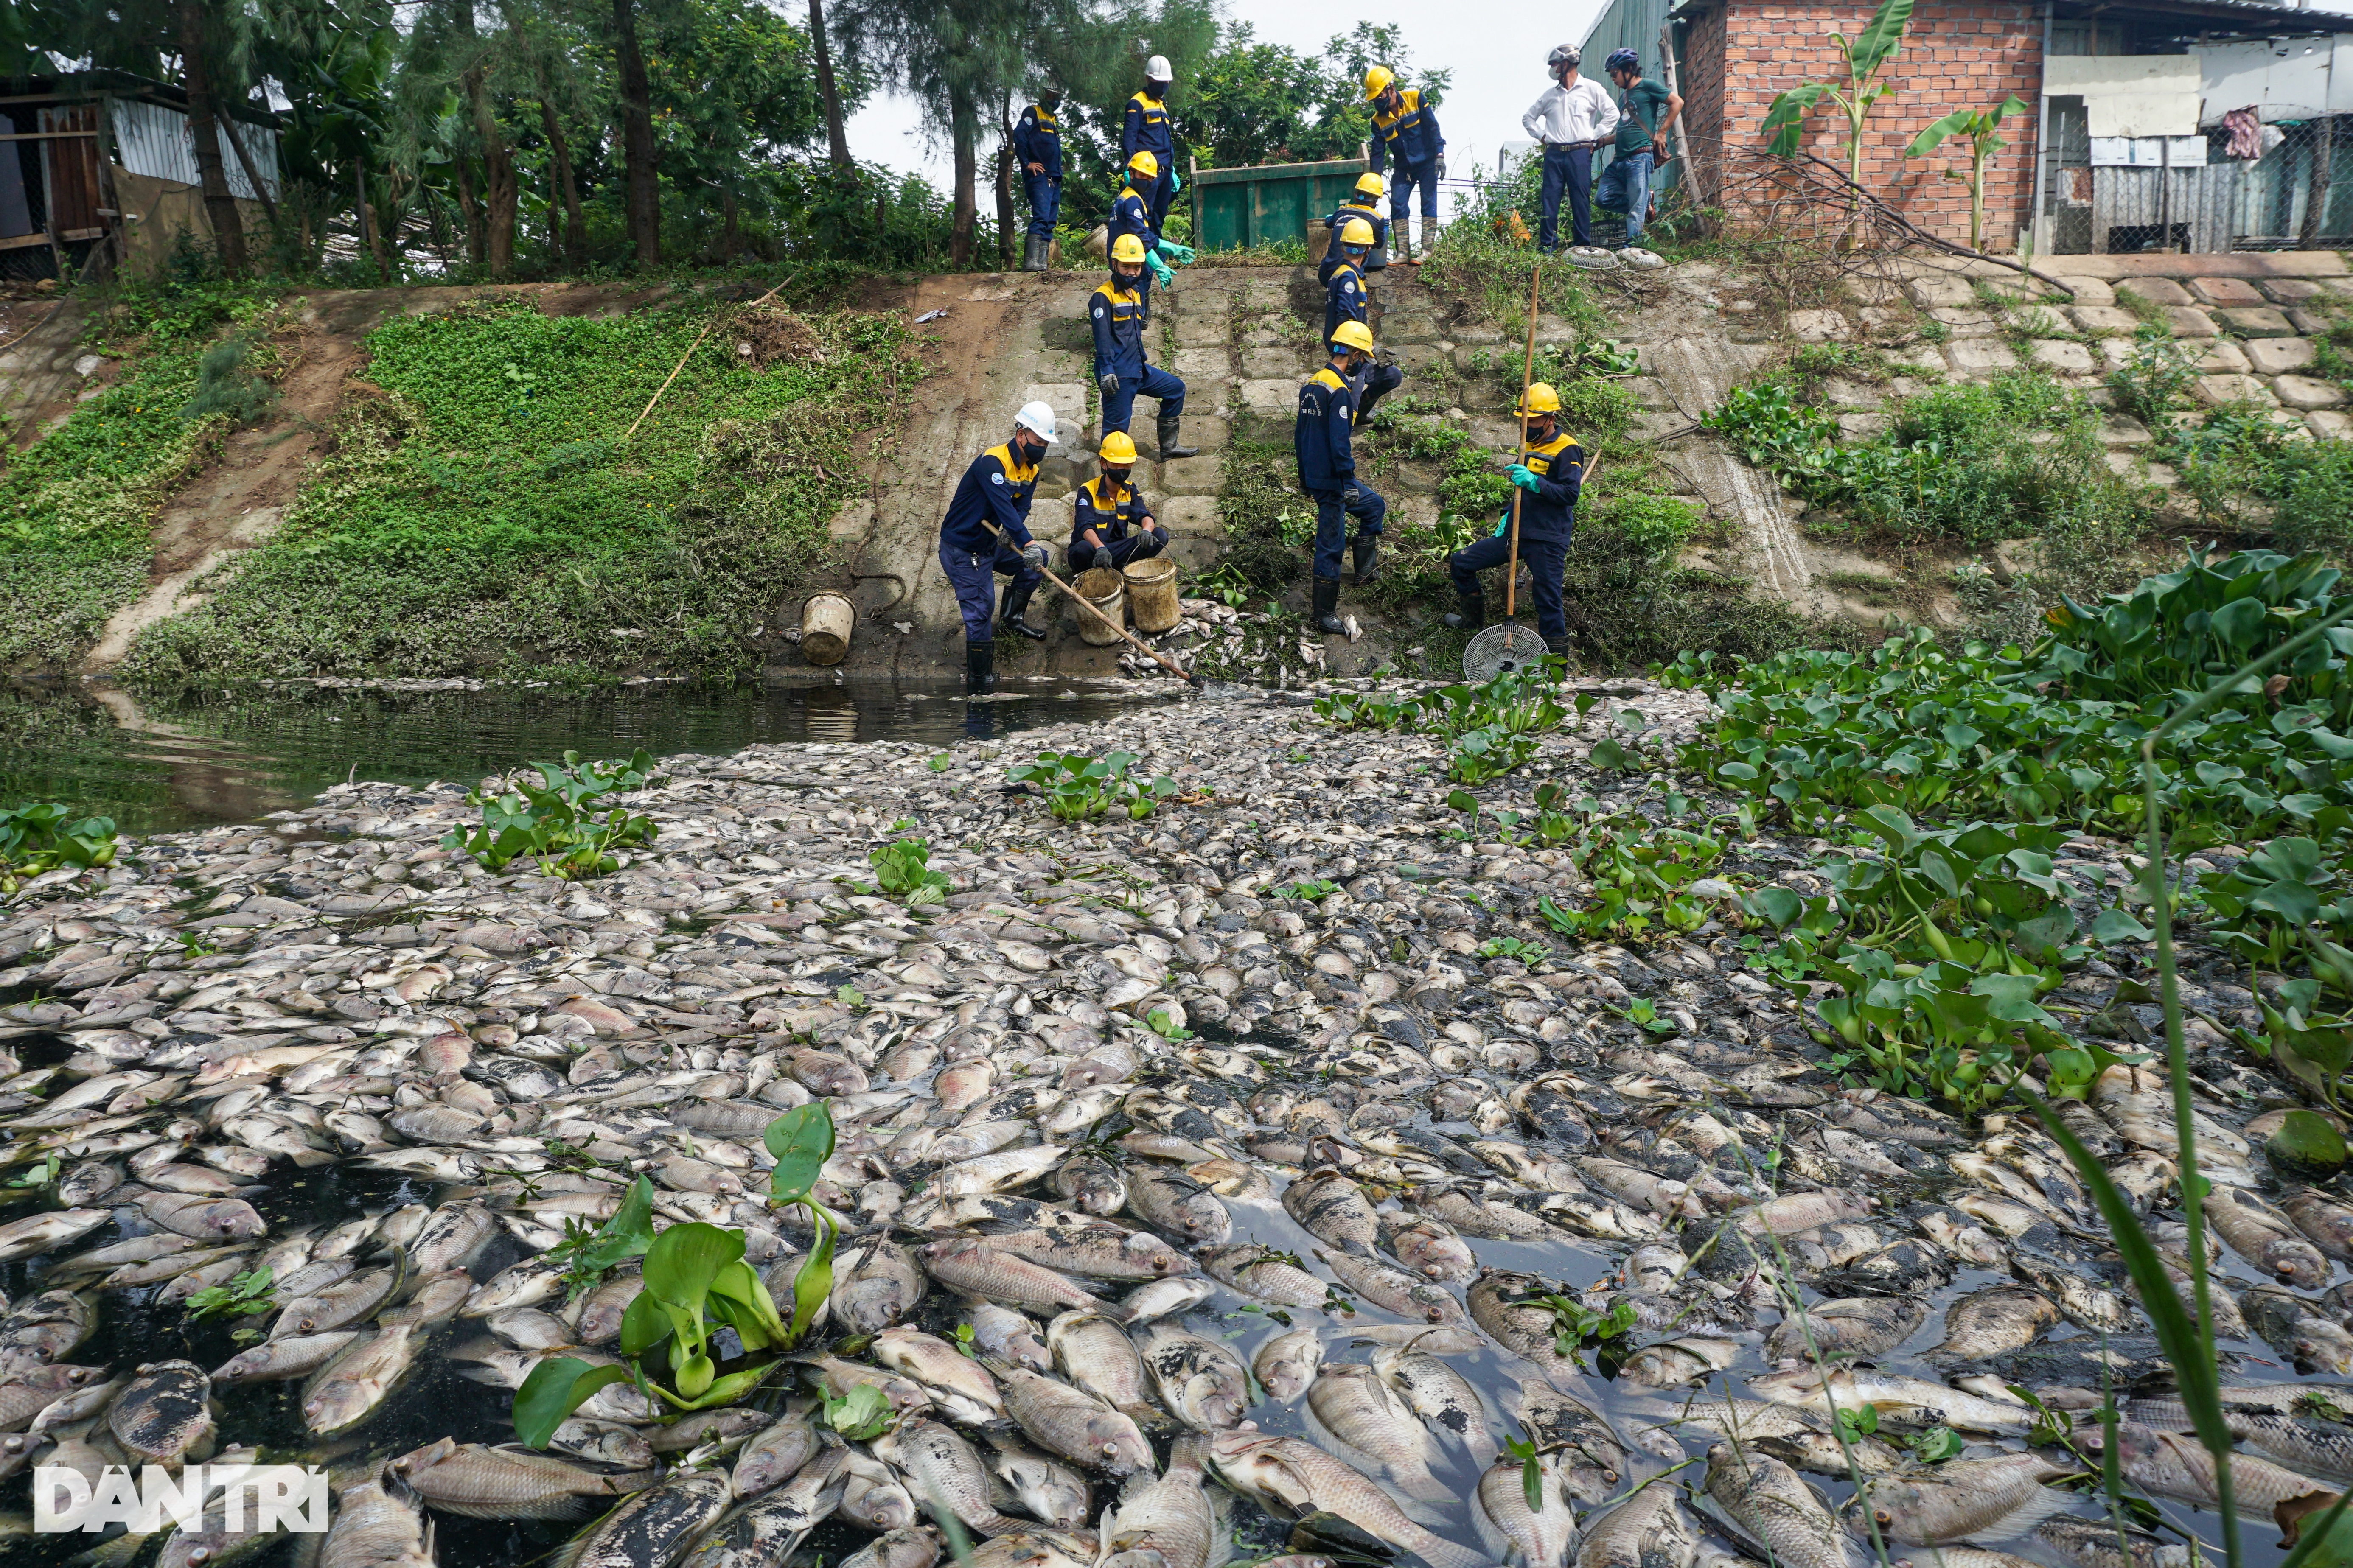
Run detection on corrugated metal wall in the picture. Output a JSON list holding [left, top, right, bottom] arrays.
[[107, 96, 279, 201], [1576, 0, 1686, 190]]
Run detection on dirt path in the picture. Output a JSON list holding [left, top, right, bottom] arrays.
[[80, 326, 359, 672]]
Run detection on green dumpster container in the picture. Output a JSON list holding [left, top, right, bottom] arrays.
[[1190, 157, 1369, 253]]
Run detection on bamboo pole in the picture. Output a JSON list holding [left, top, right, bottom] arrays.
[[1503, 263, 1542, 619], [624, 275, 792, 442]]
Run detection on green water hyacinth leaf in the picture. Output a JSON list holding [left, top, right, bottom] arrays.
[[644, 1222, 743, 1309], [765, 1103, 836, 1202], [2269, 1110, 2349, 1182], [512, 1358, 633, 1450]]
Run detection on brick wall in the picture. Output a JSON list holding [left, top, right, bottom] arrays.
[[1680, 0, 2043, 249]]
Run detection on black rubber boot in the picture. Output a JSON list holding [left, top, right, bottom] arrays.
[[1442, 591, 1483, 631], [1023, 233, 1049, 273], [1000, 581, 1047, 641], [965, 639, 996, 695], [1544, 633, 1573, 661], [1351, 533, 1380, 586], [1311, 576, 1346, 634], [1157, 413, 1199, 460], [1365, 244, 1390, 272]]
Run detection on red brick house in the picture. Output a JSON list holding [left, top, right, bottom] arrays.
[[1583, 0, 2353, 251]]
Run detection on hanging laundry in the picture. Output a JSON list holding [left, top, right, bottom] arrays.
[[2223, 106, 2263, 160]]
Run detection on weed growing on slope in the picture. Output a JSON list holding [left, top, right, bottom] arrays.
[[120, 299, 915, 683], [1705, 366, 2140, 549]]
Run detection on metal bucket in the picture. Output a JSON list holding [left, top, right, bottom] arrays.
[[800, 592, 855, 665], [1071, 567, 1126, 645], [1123, 555, 1182, 634]]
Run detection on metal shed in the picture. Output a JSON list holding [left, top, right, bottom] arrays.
[[0, 69, 282, 280]]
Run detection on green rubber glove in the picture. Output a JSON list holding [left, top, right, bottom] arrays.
[[1508, 464, 1542, 493], [1169, 169, 1183, 194], [1492, 510, 1512, 538], [1160, 241, 1195, 264], [1148, 254, 1175, 288]]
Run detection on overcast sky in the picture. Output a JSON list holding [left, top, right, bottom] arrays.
[[837, 0, 1614, 193]]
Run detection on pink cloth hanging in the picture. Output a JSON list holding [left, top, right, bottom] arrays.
[[2223, 106, 2263, 160]]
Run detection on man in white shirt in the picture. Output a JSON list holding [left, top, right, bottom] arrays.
[[1520, 45, 1620, 255]]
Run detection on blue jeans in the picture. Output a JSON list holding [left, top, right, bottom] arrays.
[[1539, 144, 1594, 252], [1594, 151, 1653, 243], [1024, 174, 1059, 240], [1310, 485, 1385, 581], [1100, 364, 1185, 436], [1451, 529, 1570, 640], [940, 536, 1039, 641]]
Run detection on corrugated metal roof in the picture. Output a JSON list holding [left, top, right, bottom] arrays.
[[109, 98, 280, 202]]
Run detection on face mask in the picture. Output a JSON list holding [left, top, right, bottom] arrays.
[[1103, 468, 1131, 487]]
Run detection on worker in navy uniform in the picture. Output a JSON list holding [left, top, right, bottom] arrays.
[[1444, 382, 1582, 658], [1069, 430, 1167, 573], [1122, 55, 1180, 234], [939, 401, 1057, 695], [1320, 172, 1390, 280], [1012, 89, 1063, 273], [1363, 66, 1445, 263], [1090, 233, 1195, 459], [1295, 319, 1386, 635], [1323, 218, 1402, 427], [1106, 152, 1192, 315]]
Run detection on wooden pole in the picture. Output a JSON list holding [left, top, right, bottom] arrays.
[[1503, 262, 1542, 619], [623, 275, 792, 442], [976, 518, 1202, 685]]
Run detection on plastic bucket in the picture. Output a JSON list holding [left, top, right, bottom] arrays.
[[1124, 555, 1182, 633], [1071, 567, 1126, 645], [800, 592, 855, 665]]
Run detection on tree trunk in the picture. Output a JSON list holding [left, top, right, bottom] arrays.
[[611, 0, 661, 267], [538, 98, 586, 265], [948, 80, 979, 268], [177, 0, 247, 274], [464, 65, 518, 278], [721, 182, 741, 259], [457, 154, 487, 266], [993, 111, 1016, 271], [808, 0, 852, 171]]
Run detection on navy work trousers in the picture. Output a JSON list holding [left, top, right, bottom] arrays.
[[940, 536, 1040, 641], [1540, 144, 1594, 252], [1450, 529, 1569, 640], [1100, 365, 1185, 436], [1308, 484, 1385, 581]]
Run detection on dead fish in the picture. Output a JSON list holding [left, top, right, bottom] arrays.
[[1927, 1285, 2059, 1364], [1763, 1296, 1927, 1364], [1284, 1170, 1381, 1254], [1136, 1322, 1252, 1432], [392, 1436, 653, 1521], [1206, 1431, 1487, 1568], [1306, 1361, 1449, 1501], [1701, 1442, 1862, 1568], [566, 1468, 731, 1567], [107, 1360, 214, 1464], [1373, 1344, 1496, 1466], [1254, 1326, 1326, 1403], [919, 1239, 1099, 1312], [1475, 1452, 1579, 1568], [1848, 1453, 2082, 1545], [993, 1364, 1155, 1475]]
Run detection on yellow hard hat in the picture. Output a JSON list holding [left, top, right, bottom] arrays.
[[1363, 65, 1394, 101], [1354, 172, 1385, 198], [1338, 217, 1377, 248], [1329, 320, 1375, 355], [1111, 234, 1147, 263], [1127, 151, 1159, 179], [1520, 382, 1564, 416], [1099, 431, 1139, 464]]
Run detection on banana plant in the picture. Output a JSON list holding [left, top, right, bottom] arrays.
[[1905, 94, 2031, 252], [1760, 0, 1917, 200]]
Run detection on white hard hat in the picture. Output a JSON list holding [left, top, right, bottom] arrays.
[[1145, 53, 1172, 81], [1014, 400, 1058, 441]]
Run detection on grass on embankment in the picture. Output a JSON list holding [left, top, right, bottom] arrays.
[[5, 276, 918, 686], [1, 283, 282, 675], [128, 293, 916, 684]]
